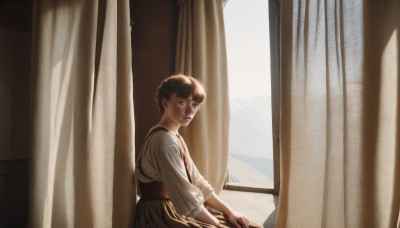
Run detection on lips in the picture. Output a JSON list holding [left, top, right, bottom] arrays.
[[183, 117, 192, 121]]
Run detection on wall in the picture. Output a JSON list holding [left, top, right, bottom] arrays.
[[131, 0, 179, 154], [0, 1, 32, 227]]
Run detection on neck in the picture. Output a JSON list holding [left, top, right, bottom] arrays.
[[159, 116, 180, 134]]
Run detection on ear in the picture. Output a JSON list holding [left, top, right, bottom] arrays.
[[162, 97, 169, 110]]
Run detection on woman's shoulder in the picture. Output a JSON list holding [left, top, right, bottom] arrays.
[[148, 128, 178, 148], [147, 130, 182, 160]]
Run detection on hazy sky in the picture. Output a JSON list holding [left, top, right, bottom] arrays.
[[224, 0, 271, 99]]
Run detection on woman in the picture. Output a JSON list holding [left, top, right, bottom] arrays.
[[135, 74, 261, 228]]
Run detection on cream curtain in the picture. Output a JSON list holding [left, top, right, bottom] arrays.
[[30, 0, 135, 227], [175, 0, 229, 193], [277, 0, 400, 227]]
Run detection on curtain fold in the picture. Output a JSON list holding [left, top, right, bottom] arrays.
[[30, 0, 135, 227], [277, 0, 400, 227], [175, 0, 229, 193]]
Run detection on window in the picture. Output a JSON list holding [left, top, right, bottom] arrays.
[[223, 0, 280, 194]]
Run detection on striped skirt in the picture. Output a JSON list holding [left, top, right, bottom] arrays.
[[134, 198, 262, 228]]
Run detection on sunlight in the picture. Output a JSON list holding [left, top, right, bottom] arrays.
[[224, 0, 271, 99]]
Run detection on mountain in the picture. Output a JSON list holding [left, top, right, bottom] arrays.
[[229, 96, 273, 159], [227, 154, 274, 188], [227, 96, 275, 187]]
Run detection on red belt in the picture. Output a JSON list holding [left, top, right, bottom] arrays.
[[138, 181, 170, 200]]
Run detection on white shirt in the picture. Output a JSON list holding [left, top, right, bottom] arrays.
[[136, 124, 214, 217]]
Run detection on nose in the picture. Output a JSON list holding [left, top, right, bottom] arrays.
[[185, 104, 195, 114]]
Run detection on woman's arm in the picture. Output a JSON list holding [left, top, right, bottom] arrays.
[[205, 193, 250, 228], [185, 149, 249, 227], [194, 205, 220, 226]]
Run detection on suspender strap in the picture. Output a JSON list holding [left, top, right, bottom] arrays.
[[176, 134, 192, 183], [136, 127, 168, 174], [138, 126, 193, 184]]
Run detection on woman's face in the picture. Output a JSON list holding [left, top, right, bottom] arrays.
[[162, 93, 201, 127]]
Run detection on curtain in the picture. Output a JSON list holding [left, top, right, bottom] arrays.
[[30, 0, 135, 227], [277, 0, 400, 227], [175, 0, 229, 193]]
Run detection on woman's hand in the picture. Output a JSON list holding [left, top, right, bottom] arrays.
[[204, 193, 251, 228], [227, 210, 249, 228]]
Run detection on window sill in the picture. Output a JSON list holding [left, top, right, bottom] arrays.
[[218, 189, 278, 227]]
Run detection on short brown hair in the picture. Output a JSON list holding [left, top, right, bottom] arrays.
[[155, 74, 206, 114]]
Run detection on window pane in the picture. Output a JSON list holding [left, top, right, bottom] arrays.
[[224, 0, 273, 189]]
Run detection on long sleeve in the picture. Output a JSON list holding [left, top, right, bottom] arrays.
[[136, 129, 215, 217], [157, 144, 206, 217], [187, 158, 214, 202], [176, 134, 215, 201]]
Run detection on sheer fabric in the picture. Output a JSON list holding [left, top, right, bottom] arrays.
[[277, 0, 400, 227], [30, 0, 135, 227], [175, 0, 229, 193]]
